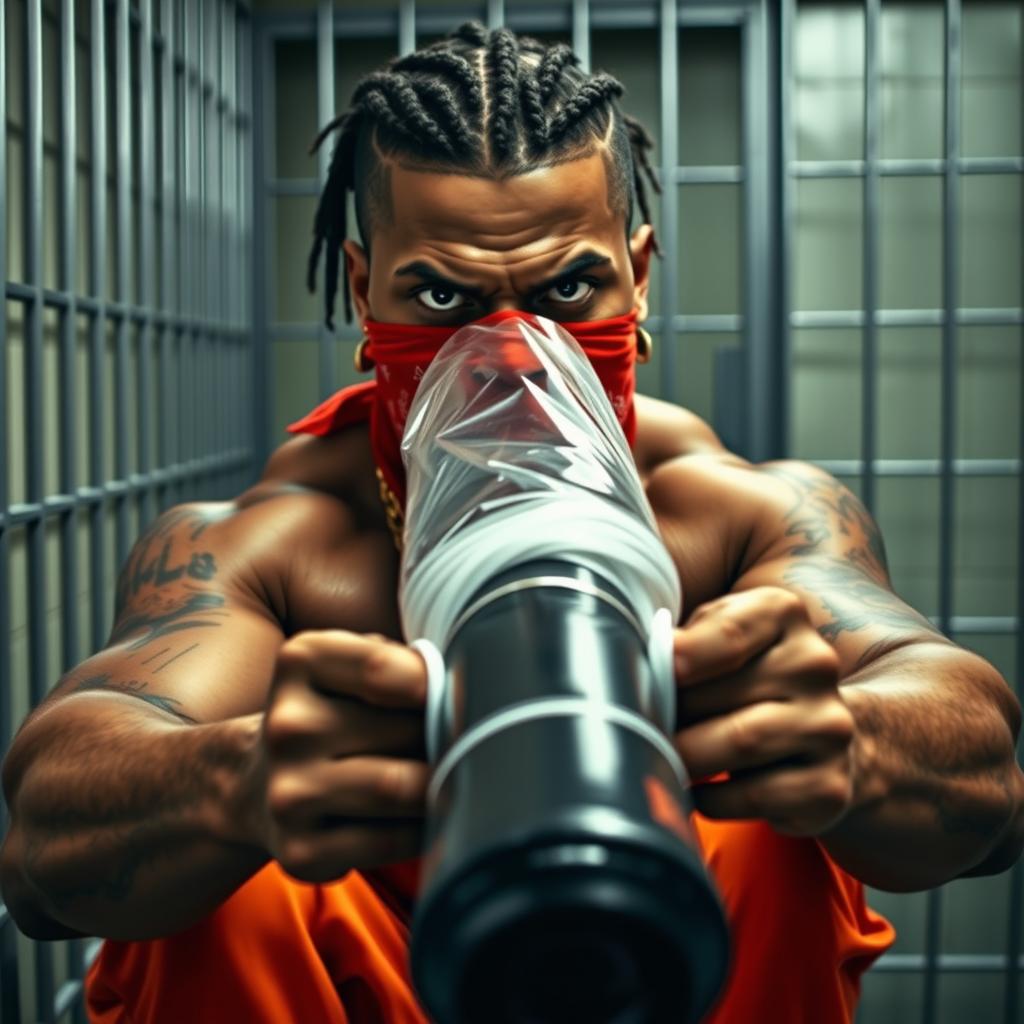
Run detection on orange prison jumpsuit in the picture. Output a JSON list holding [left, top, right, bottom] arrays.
[[86, 812, 895, 1023]]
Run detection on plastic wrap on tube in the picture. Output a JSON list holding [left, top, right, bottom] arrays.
[[399, 314, 682, 650]]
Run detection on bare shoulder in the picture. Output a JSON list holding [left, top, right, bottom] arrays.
[[634, 394, 729, 479]]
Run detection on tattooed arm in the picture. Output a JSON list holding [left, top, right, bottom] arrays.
[[0, 497, 289, 940], [736, 460, 1024, 890]]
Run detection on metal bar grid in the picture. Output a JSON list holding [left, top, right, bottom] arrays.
[[2, 1, 256, 1016]]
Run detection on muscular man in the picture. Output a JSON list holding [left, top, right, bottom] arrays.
[[3, 22, 1022, 1024]]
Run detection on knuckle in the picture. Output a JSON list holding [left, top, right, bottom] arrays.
[[817, 701, 855, 746], [266, 772, 308, 821], [801, 639, 841, 679], [817, 771, 853, 815], [274, 636, 313, 677], [358, 640, 394, 689], [729, 710, 764, 757], [717, 615, 748, 655], [263, 698, 314, 752], [374, 761, 414, 805], [771, 587, 804, 618]]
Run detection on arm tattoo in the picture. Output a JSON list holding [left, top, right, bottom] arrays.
[[69, 673, 198, 724], [761, 464, 944, 658], [116, 508, 222, 612], [110, 590, 228, 650]]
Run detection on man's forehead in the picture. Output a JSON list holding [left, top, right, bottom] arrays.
[[378, 151, 622, 260]]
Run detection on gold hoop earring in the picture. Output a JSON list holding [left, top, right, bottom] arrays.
[[636, 326, 653, 364], [354, 337, 375, 373]]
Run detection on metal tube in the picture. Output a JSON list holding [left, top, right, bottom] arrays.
[[741, 3, 775, 461], [160, 0, 176, 506], [89, 0, 109, 650], [779, 0, 795, 458], [571, 0, 590, 74], [399, 0, 416, 56], [927, 2, 963, 1022], [1007, 16, 1024, 1016], [139, 0, 155, 526], [862, 0, 879, 514], [58, 0, 79, 666], [251, 20, 274, 467], [658, 0, 679, 404], [182, 0, 195, 495], [115, 0, 131, 566], [0, 12, 18, 1024], [317, 0, 337, 400], [57, 2, 88, 1013], [24, 2, 56, 1014]]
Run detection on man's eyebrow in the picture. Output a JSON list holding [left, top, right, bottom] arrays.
[[530, 251, 612, 294], [393, 260, 485, 299]]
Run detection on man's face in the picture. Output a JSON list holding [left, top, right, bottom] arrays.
[[343, 150, 655, 328]]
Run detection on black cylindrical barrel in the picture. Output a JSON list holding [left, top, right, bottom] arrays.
[[409, 560, 730, 1024]]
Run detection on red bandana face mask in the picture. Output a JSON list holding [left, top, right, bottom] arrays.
[[289, 308, 641, 509], [370, 308, 640, 504]]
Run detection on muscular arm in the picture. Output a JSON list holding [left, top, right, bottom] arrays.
[[0, 498, 287, 940], [737, 461, 1024, 891]]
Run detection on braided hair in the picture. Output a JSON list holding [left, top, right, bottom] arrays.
[[307, 21, 661, 329]]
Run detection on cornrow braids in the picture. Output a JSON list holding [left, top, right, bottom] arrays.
[[536, 43, 577, 105], [391, 51, 484, 114], [306, 20, 662, 328], [547, 73, 624, 145], [486, 28, 520, 163]]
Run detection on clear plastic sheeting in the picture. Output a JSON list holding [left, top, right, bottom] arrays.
[[399, 314, 682, 649]]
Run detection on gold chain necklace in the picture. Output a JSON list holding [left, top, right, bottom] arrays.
[[375, 467, 405, 552]]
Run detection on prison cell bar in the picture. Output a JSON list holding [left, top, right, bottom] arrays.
[[0, 2, 256, 1018], [24, 1, 57, 1014], [0, 0, 17, 1014]]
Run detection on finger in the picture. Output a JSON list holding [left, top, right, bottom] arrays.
[[268, 757, 430, 825], [276, 822, 426, 883], [284, 631, 428, 709], [691, 753, 853, 836], [675, 631, 841, 727], [264, 682, 426, 761], [675, 588, 806, 685], [674, 697, 854, 780]]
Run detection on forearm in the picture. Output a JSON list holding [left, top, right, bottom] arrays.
[[818, 643, 1024, 892], [1, 694, 268, 941]]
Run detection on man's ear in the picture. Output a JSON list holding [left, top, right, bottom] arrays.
[[343, 239, 371, 326], [628, 223, 656, 321]]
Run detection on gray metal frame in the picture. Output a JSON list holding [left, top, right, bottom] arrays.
[[251, 3, 1023, 1023], [778, 2, 1023, 1022], [1, 1, 255, 1019]]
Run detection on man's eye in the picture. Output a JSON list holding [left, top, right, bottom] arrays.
[[416, 286, 464, 311], [545, 279, 594, 304]]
